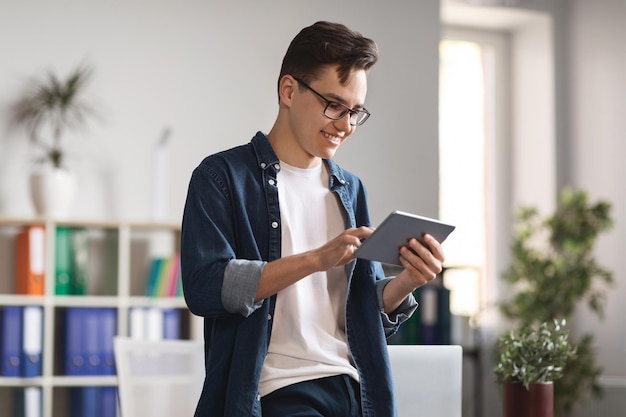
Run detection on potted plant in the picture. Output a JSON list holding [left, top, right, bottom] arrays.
[[495, 320, 577, 417], [10, 64, 97, 217], [499, 188, 613, 415]]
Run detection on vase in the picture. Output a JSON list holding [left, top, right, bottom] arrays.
[[30, 167, 77, 219], [503, 381, 554, 417]]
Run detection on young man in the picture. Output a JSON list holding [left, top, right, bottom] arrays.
[[181, 21, 445, 417]]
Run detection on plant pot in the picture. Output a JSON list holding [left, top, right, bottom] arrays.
[[503, 381, 554, 417], [30, 167, 76, 218]]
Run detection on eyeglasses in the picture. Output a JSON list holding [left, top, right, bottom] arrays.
[[293, 77, 371, 126]]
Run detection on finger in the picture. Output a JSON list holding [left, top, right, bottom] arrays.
[[398, 254, 429, 286], [407, 238, 443, 274], [422, 234, 445, 263], [341, 234, 363, 250], [339, 243, 358, 264], [400, 245, 440, 282], [345, 226, 375, 241], [406, 238, 434, 263]]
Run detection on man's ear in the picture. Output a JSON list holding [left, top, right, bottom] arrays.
[[278, 75, 296, 106]]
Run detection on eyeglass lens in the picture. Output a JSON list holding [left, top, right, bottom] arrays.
[[324, 102, 369, 126]]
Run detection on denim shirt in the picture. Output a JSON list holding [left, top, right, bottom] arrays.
[[181, 132, 417, 417]]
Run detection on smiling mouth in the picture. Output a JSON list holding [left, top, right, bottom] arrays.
[[322, 130, 343, 144]]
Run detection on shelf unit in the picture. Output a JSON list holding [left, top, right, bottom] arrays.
[[0, 217, 202, 417]]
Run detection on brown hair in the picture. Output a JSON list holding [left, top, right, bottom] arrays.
[[278, 21, 379, 94]]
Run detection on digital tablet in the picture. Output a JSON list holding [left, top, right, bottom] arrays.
[[354, 210, 455, 266]]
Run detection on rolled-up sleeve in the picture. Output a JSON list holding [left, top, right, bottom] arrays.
[[222, 259, 266, 317], [376, 278, 418, 332]]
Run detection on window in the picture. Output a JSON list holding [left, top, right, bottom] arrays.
[[439, 28, 509, 325]]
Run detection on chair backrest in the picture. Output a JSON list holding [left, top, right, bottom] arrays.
[[387, 345, 463, 417], [114, 337, 205, 417]]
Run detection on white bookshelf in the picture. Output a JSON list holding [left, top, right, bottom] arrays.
[[0, 217, 202, 417]]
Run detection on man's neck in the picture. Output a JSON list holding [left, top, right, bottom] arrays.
[[266, 122, 321, 169]]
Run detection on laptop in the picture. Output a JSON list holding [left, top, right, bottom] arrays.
[[387, 345, 463, 417]]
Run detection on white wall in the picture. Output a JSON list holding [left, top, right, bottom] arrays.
[[510, 15, 556, 212], [0, 0, 441, 226], [568, 0, 626, 416]]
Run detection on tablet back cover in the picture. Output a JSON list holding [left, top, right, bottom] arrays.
[[355, 211, 455, 266]]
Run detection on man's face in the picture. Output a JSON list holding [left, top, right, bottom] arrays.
[[285, 66, 368, 168]]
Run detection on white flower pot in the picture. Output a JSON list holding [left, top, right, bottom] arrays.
[[30, 168, 77, 218]]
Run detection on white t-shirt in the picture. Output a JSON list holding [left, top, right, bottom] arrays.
[[259, 161, 359, 397]]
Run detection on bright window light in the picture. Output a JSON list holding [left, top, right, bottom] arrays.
[[439, 39, 491, 319]]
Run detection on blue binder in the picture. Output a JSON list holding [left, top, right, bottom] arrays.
[[98, 308, 117, 375], [419, 285, 439, 345], [163, 308, 181, 340], [1, 306, 22, 377], [69, 387, 100, 417], [436, 285, 452, 345], [83, 308, 101, 375], [101, 387, 117, 417], [65, 308, 86, 375]]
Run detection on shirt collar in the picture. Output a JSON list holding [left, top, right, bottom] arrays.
[[251, 131, 280, 171], [250, 131, 348, 187]]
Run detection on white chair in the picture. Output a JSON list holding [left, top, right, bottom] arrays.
[[114, 337, 205, 417], [387, 345, 463, 417]]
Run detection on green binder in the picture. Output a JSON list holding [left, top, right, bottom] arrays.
[[55, 227, 73, 295]]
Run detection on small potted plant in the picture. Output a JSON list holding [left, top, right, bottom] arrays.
[[10, 63, 97, 217], [494, 319, 577, 417]]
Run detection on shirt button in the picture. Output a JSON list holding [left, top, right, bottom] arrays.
[[268, 179, 275, 186], [257, 394, 261, 401], [274, 163, 280, 170], [339, 179, 346, 184], [271, 221, 279, 229], [267, 314, 272, 321], [260, 162, 266, 169]]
